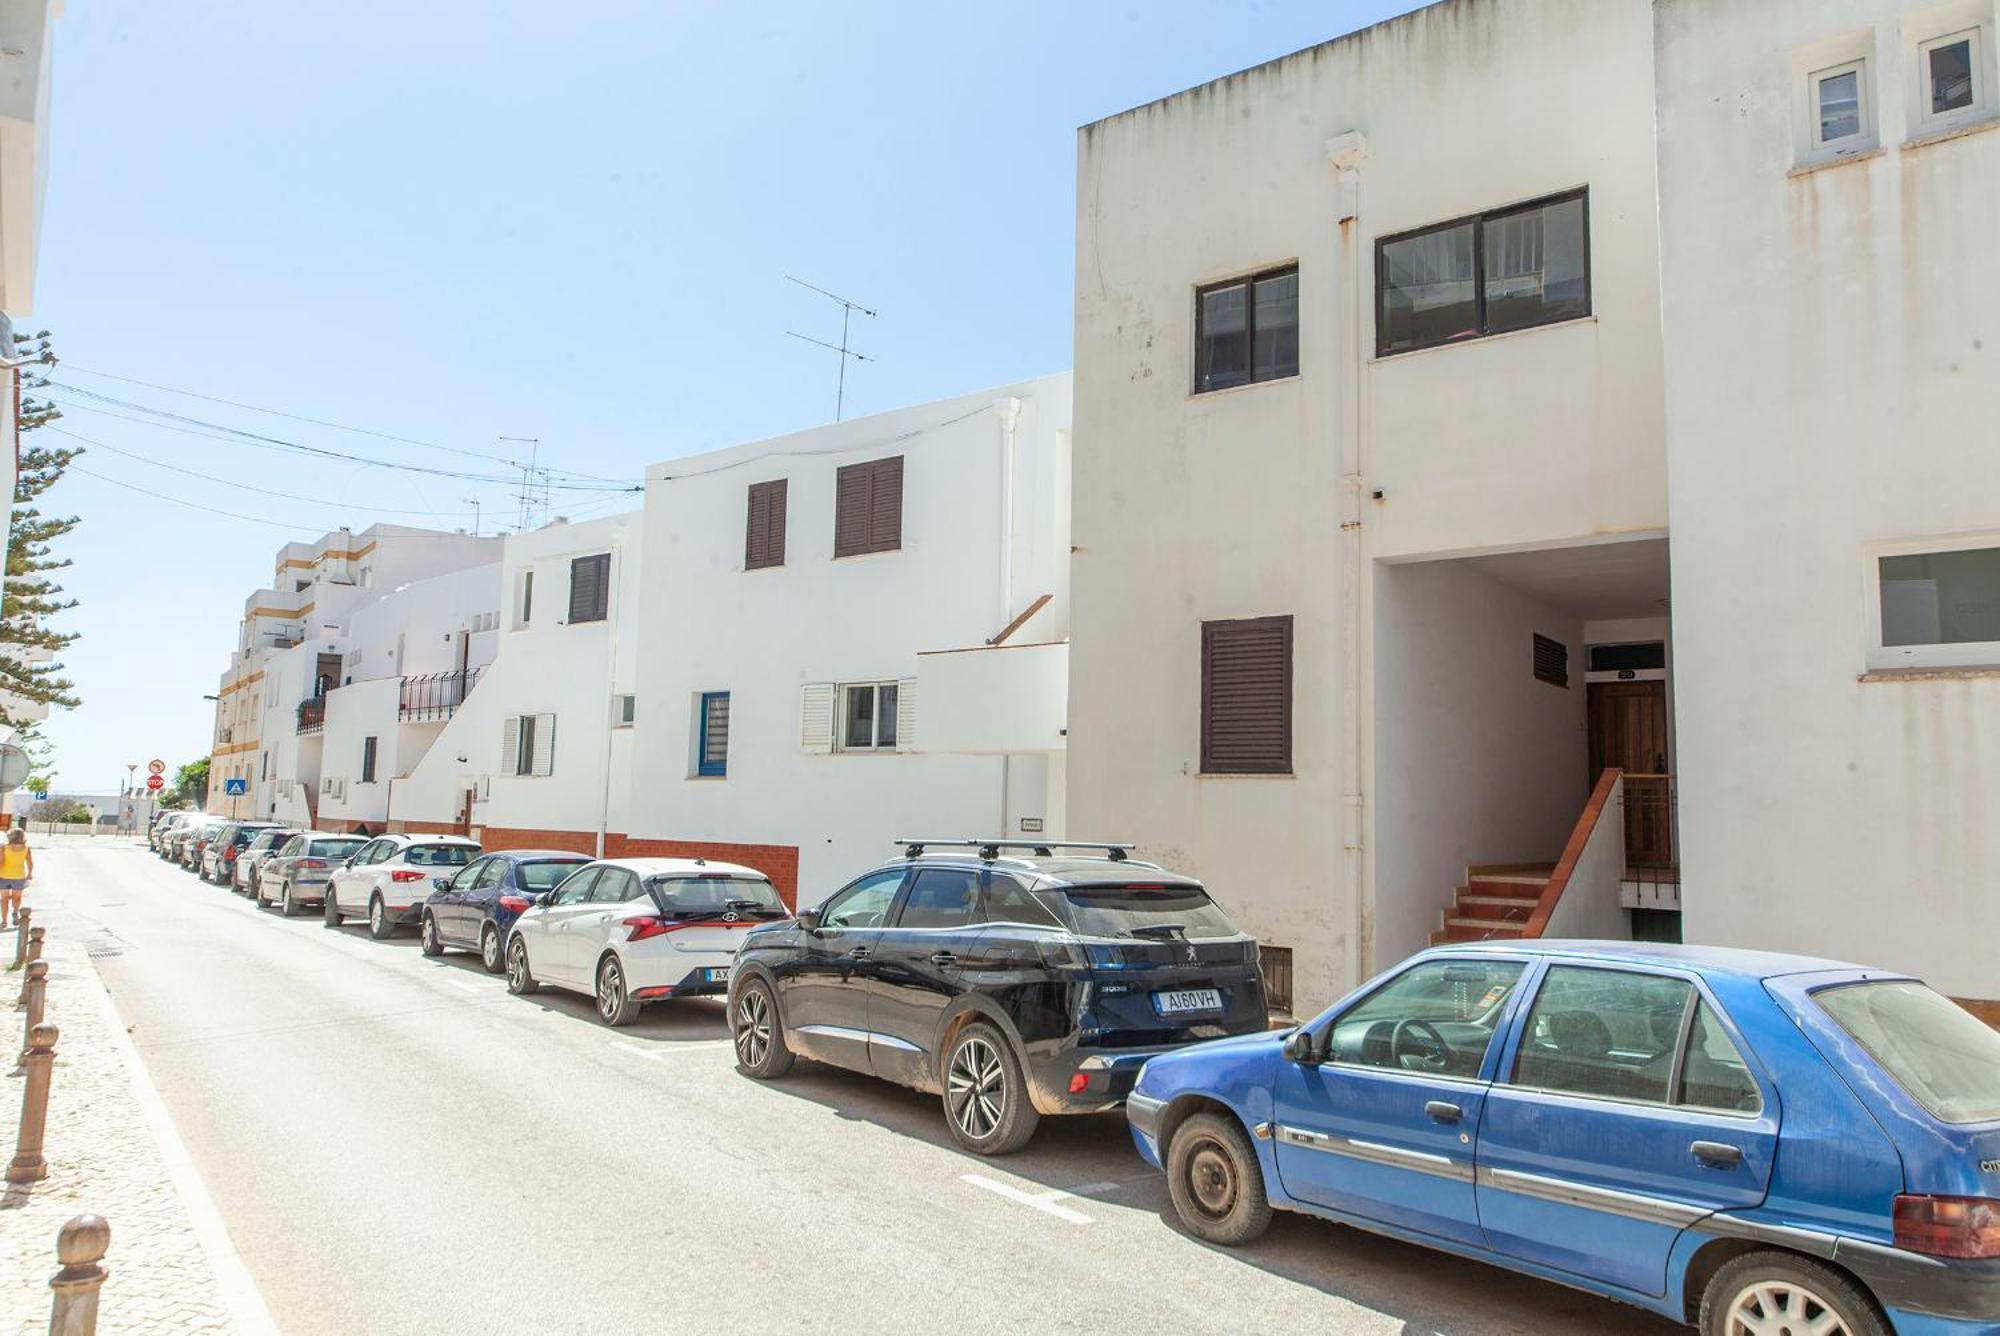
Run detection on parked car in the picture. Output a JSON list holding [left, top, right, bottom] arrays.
[[201, 821, 284, 885], [256, 832, 368, 915], [150, 811, 194, 855], [419, 849, 593, 974], [231, 827, 301, 896], [727, 841, 1268, 1155], [178, 818, 227, 870], [506, 857, 787, 1026], [1127, 941, 2000, 1336], [324, 835, 480, 939]]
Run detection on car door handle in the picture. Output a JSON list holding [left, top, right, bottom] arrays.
[[1424, 1100, 1463, 1124], [847, 946, 871, 959], [929, 951, 958, 966], [1691, 1140, 1743, 1168]]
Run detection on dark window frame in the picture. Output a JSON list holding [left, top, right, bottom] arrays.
[[1193, 263, 1301, 395], [697, 690, 730, 778], [1200, 614, 1294, 775], [360, 735, 378, 784], [1375, 187, 1592, 357], [745, 478, 788, 571], [567, 553, 611, 624]]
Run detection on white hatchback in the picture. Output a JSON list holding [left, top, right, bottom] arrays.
[[504, 858, 789, 1026], [324, 835, 481, 940]]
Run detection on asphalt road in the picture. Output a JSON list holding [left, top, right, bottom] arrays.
[[33, 838, 1677, 1335]]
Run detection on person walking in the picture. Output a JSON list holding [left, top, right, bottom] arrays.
[[0, 827, 31, 929]]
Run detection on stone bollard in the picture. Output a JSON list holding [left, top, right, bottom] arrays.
[[48, 1214, 110, 1336], [11, 905, 29, 968], [16, 927, 44, 1007], [7, 1021, 56, 1183], [19, 960, 48, 1068]]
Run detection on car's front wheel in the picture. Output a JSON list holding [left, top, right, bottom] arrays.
[[419, 912, 444, 957], [941, 1022, 1039, 1156], [1700, 1252, 1888, 1336], [478, 924, 503, 975], [1165, 1111, 1273, 1246], [596, 954, 641, 1027], [732, 979, 794, 1078], [505, 935, 539, 995]]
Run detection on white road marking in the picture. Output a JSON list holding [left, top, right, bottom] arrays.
[[611, 1039, 735, 1059], [960, 1173, 1094, 1225]]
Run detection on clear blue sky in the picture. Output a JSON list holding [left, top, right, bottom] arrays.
[[33, 0, 1424, 795]]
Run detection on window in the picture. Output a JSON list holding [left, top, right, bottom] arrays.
[[404, 844, 473, 867], [1259, 945, 1295, 1015], [839, 682, 899, 751], [1533, 633, 1569, 688], [472, 858, 506, 890], [895, 867, 981, 929], [550, 867, 600, 905], [1817, 980, 2000, 1124], [820, 869, 905, 929], [591, 868, 641, 903], [515, 569, 534, 628], [698, 691, 730, 777], [1194, 265, 1299, 393], [1811, 59, 1870, 150], [1873, 541, 2000, 668], [745, 478, 788, 570], [979, 875, 1065, 928], [519, 859, 588, 892], [833, 456, 903, 558], [502, 714, 557, 777], [1200, 615, 1292, 774], [1513, 967, 1691, 1104], [568, 553, 611, 623], [1921, 30, 1981, 123], [645, 875, 786, 917], [1679, 1001, 1762, 1114], [612, 694, 636, 728], [1588, 642, 1667, 673], [360, 736, 378, 784], [1323, 958, 1527, 1076], [1377, 190, 1589, 355]]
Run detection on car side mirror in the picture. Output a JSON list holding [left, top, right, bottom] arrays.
[[1282, 1028, 1322, 1066], [432, 876, 452, 892], [795, 907, 824, 933]]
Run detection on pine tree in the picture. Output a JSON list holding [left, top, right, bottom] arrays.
[[0, 330, 80, 726]]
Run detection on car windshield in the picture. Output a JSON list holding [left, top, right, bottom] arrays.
[[404, 845, 474, 867], [1052, 883, 1241, 940], [310, 838, 364, 859], [519, 860, 589, 891], [1817, 980, 2000, 1124], [644, 875, 788, 918]]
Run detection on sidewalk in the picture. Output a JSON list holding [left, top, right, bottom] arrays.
[[0, 908, 246, 1333]]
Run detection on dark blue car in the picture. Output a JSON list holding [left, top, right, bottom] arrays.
[[1127, 942, 2000, 1336], [419, 849, 592, 974]]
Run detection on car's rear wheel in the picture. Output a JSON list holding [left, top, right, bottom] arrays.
[[942, 1023, 1038, 1155], [505, 935, 539, 995], [277, 880, 296, 916], [596, 954, 641, 1027], [478, 924, 503, 975], [732, 979, 793, 1078], [322, 889, 341, 928], [368, 895, 395, 940], [1700, 1251, 1888, 1336], [1166, 1112, 1273, 1246], [419, 912, 444, 957]]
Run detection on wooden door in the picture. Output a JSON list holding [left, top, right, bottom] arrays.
[[1587, 681, 1671, 867]]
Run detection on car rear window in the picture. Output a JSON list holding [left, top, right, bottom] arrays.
[[644, 875, 787, 919], [519, 859, 589, 891], [310, 838, 364, 859], [1817, 980, 2000, 1124], [405, 845, 474, 867], [1052, 883, 1240, 940]]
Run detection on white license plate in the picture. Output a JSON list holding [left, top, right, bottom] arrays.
[[1154, 988, 1223, 1015], [704, 967, 730, 984]]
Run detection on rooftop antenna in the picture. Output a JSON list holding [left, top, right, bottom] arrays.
[[461, 493, 483, 536], [785, 274, 875, 422], [500, 436, 548, 531]]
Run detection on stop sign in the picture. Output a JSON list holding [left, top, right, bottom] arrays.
[[145, 774, 165, 791]]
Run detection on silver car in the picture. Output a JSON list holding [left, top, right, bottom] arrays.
[[256, 832, 368, 916]]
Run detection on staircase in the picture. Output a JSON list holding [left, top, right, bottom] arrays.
[[1430, 866, 1554, 945]]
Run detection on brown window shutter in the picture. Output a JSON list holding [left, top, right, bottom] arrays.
[[834, 463, 871, 557], [569, 553, 610, 623], [746, 479, 787, 570], [1201, 615, 1293, 774], [869, 455, 902, 552]]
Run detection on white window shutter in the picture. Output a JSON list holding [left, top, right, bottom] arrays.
[[501, 716, 520, 776], [800, 683, 835, 754], [896, 677, 918, 753], [531, 713, 556, 777]]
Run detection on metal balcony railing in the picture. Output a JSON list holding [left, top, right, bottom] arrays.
[[296, 696, 326, 735], [400, 666, 482, 722], [1617, 773, 1679, 907]]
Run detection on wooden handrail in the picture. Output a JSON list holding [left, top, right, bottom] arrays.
[[1521, 767, 1623, 939]]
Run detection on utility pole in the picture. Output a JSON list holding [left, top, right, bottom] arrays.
[[785, 275, 876, 422]]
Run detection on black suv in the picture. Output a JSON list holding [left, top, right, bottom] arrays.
[[727, 841, 1267, 1155]]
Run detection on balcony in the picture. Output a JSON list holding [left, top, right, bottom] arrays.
[[296, 696, 326, 735], [400, 667, 483, 723]]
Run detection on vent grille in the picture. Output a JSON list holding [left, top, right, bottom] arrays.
[[1533, 633, 1569, 688]]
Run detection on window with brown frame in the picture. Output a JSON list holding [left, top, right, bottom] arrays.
[[1194, 266, 1299, 393], [833, 456, 903, 558], [1201, 615, 1293, 774], [745, 478, 788, 570]]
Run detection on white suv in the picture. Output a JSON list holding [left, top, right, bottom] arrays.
[[324, 835, 480, 940]]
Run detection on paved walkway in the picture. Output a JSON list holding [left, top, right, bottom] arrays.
[[0, 849, 268, 1334]]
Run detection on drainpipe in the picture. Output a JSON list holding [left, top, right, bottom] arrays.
[[595, 531, 625, 859], [1327, 131, 1369, 989], [995, 396, 1023, 841]]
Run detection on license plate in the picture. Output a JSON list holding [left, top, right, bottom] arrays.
[[1154, 988, 1222, 1015], [704, 967, 730, 984]]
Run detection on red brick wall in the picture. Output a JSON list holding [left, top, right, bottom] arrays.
[[475, 826, 599, 857], [393, 825, 802, 908]]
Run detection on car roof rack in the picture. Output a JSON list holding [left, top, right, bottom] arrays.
[[896, 838, 1133, 863]]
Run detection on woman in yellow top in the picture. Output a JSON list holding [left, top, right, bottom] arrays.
[[0, 827, 31, 928]]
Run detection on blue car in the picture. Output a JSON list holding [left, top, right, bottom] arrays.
[[419, 849, 593, 974], [1127, 942, 2000, 1335]]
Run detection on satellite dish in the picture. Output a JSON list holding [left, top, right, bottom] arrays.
[[0, 744, 30, 792]]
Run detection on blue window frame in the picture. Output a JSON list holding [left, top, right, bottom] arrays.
[[697, 691, 730, 778]]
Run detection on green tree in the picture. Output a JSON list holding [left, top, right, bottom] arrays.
[[0, 331, 81, 725], [13, 722, 55, 793], [169, 757, 209, 811]]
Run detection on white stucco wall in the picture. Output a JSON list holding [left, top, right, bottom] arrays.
[[1068, 0, 1664, 1011], [1544, 774, 1628, 942], [1657, 0, 2000, 999]]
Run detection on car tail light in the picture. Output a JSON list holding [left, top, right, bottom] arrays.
[[622, 916, 683, 942], [298, 859, 327, 870], [1067, 1073, 1091, 1094], [498, 896, 530, 913], [390, 869, 427, 883], [1894, 1195, 2000, 1258]]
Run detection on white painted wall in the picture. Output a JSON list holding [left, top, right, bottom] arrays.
[[1544, 775, 1628, 942], [628, 374, 1072, 903], [1657, 0, 2000, 999], [1069, 0, 1664, 1011], [1372, 560, 1589, 965]]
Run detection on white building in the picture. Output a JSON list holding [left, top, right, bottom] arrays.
[[1656, 0, 2000, 1019]]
